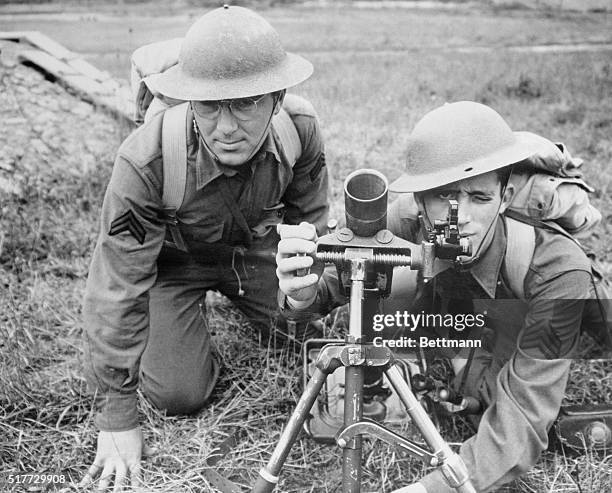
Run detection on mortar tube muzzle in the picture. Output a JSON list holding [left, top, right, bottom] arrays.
[[344, 169, 388, 237]]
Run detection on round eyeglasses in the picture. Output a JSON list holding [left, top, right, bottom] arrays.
[[191, 94, 267, 121]]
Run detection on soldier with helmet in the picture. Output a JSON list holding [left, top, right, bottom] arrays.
[[81, 6, 328, 489], [277, 101, 599, 492]]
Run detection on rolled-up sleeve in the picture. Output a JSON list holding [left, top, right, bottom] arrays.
[[82, 154, 165, 431], [282, 114, 329, 236]]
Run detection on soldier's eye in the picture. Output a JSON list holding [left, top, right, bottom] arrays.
[[192, 101, 220, 116]]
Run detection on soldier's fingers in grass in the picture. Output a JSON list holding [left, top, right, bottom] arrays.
[[129, 463, 143, 490], [78, 463, 103, 487], [78, 473, 94, 487], [112, 463, 127, 493], [97, 465, 114, 491]]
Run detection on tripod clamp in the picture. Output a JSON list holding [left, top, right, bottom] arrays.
[[336, 419, 439, 466], [337, 419, 472, 490]]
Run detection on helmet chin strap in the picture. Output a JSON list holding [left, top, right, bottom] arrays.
[[459, 169, 513, 269], [191, 94, 281, 166]]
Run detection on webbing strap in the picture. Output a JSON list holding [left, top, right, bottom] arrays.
[[218, 177, 252, 248], [503, 216, 536, 300], [161, 102, 189, 211], [272, 107, 302, 168]]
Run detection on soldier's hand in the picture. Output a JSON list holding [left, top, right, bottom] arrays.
[[276, 222, 322, 304], [391, 483, 428, 493], [79, 427, 154, 491]]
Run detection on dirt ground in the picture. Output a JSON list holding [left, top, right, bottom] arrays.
[[0, 59, 123, 203], [0, 35, 133, 285]]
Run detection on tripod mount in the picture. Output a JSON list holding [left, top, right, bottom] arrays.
[[253, 170, 475, 493]]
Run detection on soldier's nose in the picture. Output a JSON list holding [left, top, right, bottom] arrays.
[[457, 205, 472, 226], [216, 105, 239, 134]]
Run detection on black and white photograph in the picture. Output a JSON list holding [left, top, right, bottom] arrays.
[[1, 0, 611, 491]]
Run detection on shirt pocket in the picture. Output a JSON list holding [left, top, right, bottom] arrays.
[[251, 203, 286, 238], [181, 216, 225, 245]]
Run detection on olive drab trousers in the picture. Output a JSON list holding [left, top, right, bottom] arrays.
[[139, 239, 299, 415]]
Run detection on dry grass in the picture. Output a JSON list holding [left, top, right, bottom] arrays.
[[1, 2, 612, 492]]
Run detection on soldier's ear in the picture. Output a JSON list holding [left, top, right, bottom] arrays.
[[273, 90, 286, 115], [499, 183, 515, 214], [413, 192, 434, 230], [413, 193, 425, 214]]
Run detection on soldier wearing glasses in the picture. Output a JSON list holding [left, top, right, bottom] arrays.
[[81, 6, 328, 490]]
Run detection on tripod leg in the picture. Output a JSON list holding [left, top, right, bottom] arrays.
[[252, 367, 329, 493], [342, 365, 364, 493], [385, 365, 476, 493]]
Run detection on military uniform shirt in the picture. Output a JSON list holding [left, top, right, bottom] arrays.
[[83, 105, 328, 431], [295, 196, 593, 492]]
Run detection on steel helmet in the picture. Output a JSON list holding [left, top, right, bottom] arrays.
[[389, 101, 550, 193], [145, 5, 313, 101]]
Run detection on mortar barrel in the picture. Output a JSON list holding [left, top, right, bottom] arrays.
[[344, 169, 388, 237]]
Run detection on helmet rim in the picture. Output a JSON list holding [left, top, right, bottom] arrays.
[[389, 102, 551, 193], [143, 5, 313, 101], [144, 52, 313, 101]]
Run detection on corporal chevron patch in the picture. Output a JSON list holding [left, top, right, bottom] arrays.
[[108, 210, 146, 244]]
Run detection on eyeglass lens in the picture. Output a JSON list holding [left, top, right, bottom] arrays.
[[192, 95, 265, 121]]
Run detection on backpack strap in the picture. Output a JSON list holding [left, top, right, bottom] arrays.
[[161, 102, 189, 251], [505, 215, 612, 350], [503, 216, 536, 300], [272, 107, 302, 168], [161, 102, 189, 211]]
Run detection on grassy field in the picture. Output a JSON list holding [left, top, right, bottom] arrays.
[[1, 2, 612, 492]]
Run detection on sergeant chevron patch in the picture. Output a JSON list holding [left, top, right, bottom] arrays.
[[108, 210, 146, 244], [310, 152, 326, 182]]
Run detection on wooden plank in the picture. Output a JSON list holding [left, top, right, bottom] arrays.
[[0, 31, 38, 42], [2, 31, 135, 126], [22, 31, 114, 85], [19, 31, 75, 62], [17, 49, 121, 98], [63, 73, 111, 96], [68, 58, 116, 85], [2, 31, 114, 84], [17, 49, 80, 77]]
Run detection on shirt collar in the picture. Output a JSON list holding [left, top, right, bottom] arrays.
[[464, 217, 507, 298], [189, 112, 281, 190]]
